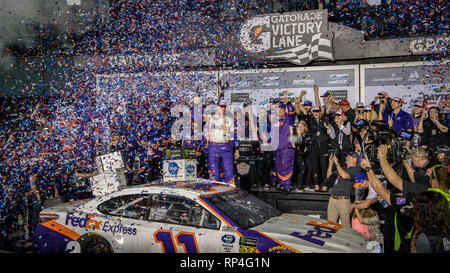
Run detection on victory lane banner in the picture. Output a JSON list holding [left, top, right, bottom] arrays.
[[239, 9, 334, 66]]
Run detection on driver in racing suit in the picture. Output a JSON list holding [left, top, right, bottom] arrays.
[[272, 99, 296, 193], [205, 102, 236, 185]]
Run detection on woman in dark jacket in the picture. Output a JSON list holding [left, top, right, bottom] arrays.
[[291, 120, 312, 192], [410, 189, 450, 253]]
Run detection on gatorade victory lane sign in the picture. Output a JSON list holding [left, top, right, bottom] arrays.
[[239, 9, 335, 66]]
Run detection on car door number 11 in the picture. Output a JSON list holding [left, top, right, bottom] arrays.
[[154, 229, 200, 253]]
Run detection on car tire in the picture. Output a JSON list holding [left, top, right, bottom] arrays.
[[78, 234, 113, 253]]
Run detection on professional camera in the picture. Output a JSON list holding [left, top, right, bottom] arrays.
[[352, 119, 368, 130], [360, 121, 406, 174], [323, 115, 331, 125]]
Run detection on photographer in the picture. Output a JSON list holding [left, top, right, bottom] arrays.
[[401, 147, 441, 188], [361, 146, 449, 252], [418, 106, 449, 147], [407, 99, 424, 149], [329, 109, 353, 166]]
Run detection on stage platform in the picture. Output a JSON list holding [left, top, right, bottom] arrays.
[[250, 187, 331, 219]]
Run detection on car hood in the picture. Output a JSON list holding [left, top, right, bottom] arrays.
[[251, 214, 372, 253]]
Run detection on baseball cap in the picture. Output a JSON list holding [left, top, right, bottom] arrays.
[[406, 147, 428, 159], [334, 109, 343, 115], [312, 105, 320, 112], [320, 91, 330, 97], [356, 102, 364, 108], [413, 99, 423, 107], [354, 172, 368, 188], [276, 102, 286, 109], [339, 100, 350, 106], [364, 105, 373, 111], [303, 100, 313, 106], [392, 97, 404, 104]]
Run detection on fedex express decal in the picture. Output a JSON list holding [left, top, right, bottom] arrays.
[[66, 212, 103, 230], [290, 220, 344, 246], [65, 213, 137, 235]]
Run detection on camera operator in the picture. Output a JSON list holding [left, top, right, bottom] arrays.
[[361, 146, 449, 252], [401, 147, 441, 188], [352, 106, 374, 155], [328, 109, 353, 167], [354, 102, 376, 123], [418, 106, 449, 147], [409, 100, 425, 148]]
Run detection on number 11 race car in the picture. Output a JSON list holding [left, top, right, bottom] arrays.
[[33, 179, 375, 253]]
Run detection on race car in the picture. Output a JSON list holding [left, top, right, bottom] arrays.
[[33, 179, 376, 253]]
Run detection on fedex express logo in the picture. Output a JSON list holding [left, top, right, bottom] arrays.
[[65, 212, 102, 230], [290, 220, 344, 246], [65, 213, 137, 236]]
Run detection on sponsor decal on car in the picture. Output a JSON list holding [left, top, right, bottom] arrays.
[[65, 212, 102, 230], [268, 245, 298, 253], [102, 221, 137, 236], [289, 220, 344, 246], [239, 246, 257, 253], [222, 243, 234, 253], [222, 226, 238, 233], [221, 234, 236, 244], [239, 237, 258, 247]]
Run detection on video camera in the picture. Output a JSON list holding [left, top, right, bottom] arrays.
[[353, 119, 368, 130], [398, 129, 414, 141], [360, 121, 406, 174]]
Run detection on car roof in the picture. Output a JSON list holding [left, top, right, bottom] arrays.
[[117, 179, 237, 198]]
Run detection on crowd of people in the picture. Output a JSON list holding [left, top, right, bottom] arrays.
[[291, 87, 449, 253]]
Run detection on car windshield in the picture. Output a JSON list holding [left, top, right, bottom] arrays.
[[202, 188, 281, 229]]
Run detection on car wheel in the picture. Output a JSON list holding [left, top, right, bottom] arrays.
[[78, 234, 113, 253]]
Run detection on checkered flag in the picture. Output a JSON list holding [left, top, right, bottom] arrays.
[[267, 32, 334, 65]]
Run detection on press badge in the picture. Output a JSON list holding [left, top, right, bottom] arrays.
[[444, 237, 449, 252]]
